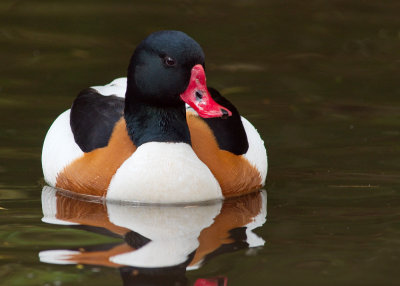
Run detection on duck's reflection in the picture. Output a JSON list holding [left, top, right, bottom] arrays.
[[40, 186, 267, 285]]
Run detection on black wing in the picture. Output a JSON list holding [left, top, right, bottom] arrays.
[[202, 88, 249, 155], [70, 88, 125, 153]]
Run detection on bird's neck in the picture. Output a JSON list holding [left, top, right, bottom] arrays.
[[124, 96, 191, 147]]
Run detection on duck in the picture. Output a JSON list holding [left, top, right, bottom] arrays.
[[41, 30, 268, 203]]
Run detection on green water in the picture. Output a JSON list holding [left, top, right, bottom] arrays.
[[1, 0, 399, 285]]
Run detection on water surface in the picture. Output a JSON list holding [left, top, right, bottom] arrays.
[[1, 0, 399, 285]]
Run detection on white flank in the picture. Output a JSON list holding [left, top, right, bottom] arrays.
[[41, 186, 78, 225], [245, 190, 267, 248], [91, 77, 127, 98], [107, 201, 222, 267], [241, 117, 268, 186], [107, 142, 222, 203], [186, 109, 268, 186], [42, 110, 84, 187]]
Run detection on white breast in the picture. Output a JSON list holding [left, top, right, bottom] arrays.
[[107, 142, 222, 203]]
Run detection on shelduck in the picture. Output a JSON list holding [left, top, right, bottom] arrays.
[[41, 31, 267, 203]]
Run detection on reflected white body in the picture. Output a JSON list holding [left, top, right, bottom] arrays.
[[39, 186, 267, 269], [107, 201, 222, 267]]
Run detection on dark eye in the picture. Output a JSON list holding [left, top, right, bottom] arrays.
[[163, 56, 176, 67]]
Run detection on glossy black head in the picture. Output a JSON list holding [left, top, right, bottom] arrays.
[[126, 30, 205, 106]]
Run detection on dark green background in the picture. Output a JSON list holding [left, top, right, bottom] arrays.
[[0, 0, 399, 285]]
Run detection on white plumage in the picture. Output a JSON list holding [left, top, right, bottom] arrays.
[[107, 142, 223, 203], [41, 110, 83, 187]]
